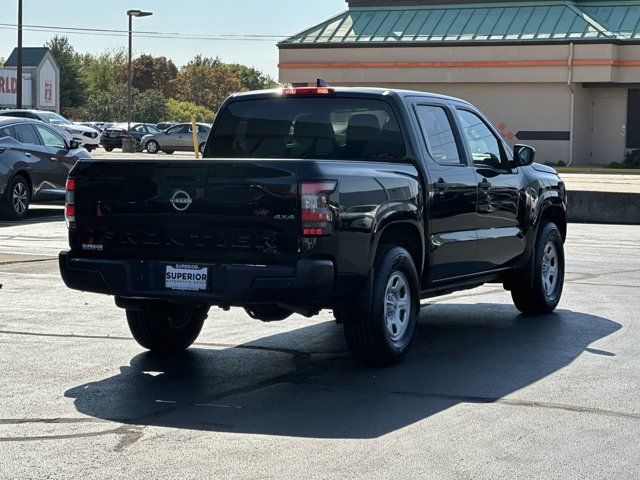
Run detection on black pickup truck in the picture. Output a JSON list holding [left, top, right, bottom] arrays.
[[59, 86, 567, 365]]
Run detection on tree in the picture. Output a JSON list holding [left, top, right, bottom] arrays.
[[131, 54, 178, 98], [225, 63, 278, 91], [173, 60, 241, 113], [45, 36, 84, 109], [167, 99, 215, 123], [134, 89, 169, 123], [79, 50, 127, 97]]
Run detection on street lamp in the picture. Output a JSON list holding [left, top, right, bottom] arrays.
[[125, 9, 153, 151]]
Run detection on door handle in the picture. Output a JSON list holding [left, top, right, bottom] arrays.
[[479, 179, 492, 189], [24, 152, 31, 157], [433, 178, 449, 190]]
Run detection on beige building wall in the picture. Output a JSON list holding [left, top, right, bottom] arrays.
[[279, 43, 640, 165]]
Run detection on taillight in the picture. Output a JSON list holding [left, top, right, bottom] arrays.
[[65, 177, 76, 229], [300, 181, 337, 237]]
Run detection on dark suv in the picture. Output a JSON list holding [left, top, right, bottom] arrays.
[[59, 86, 567, 365], [0, 117, 91, 220]]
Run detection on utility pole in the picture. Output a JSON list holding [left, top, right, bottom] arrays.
[[16, 0, 23, 109]]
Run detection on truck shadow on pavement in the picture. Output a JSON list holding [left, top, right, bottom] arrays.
[[65, 303, 620, 439]]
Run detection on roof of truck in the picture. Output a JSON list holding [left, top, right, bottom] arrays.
[[230, 86, 472, 105]]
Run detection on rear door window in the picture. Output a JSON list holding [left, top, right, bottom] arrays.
[[14, 123, 41, 145], [209, 97, 406, 160], [414, 105, 463, 165]]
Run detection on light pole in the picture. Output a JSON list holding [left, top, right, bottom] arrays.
[[16, 0, 23, 109], [125, 9, 152, 151]]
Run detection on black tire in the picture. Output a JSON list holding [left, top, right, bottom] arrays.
[[145, 140, 160, 154], [126, 302, 209, 354], [0, 175, 30, 220], [199, 142, 206, 155], [163, 150, 175, 155], [342, 245, 420, 365], [511, 221, 565, 314], [104, 147, 114, 152], [244, 304, 292, 322]]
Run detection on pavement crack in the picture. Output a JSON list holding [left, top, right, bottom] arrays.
[[0, 417, 106, 425], [384, 390, 640, 420]]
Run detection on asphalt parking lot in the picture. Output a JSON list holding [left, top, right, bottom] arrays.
[[1, 210, 639, 479]]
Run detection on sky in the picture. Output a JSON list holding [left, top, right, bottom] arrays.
[[0, 0, 346, 79]]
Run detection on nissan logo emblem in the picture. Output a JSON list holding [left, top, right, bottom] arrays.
[[170, 190, 192, 212]]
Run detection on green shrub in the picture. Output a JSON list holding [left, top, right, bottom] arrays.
[[167, 99, 216, 124], [609, 150, 640, 169]]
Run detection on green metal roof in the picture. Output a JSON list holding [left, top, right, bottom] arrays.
[[280, 1, 640, 46], [4, 47, 50, 67]]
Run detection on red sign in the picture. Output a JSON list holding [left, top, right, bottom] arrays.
[[0, 76, 18, 94], [44, 81, 52, 102]]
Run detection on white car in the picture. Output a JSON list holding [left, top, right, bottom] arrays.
[[0, 109, 100, 152]]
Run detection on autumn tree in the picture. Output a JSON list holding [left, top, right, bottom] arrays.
[[173, 59, 241, 113], [131, 54, 178, 98]]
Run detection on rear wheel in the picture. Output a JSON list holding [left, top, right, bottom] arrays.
[[163, 149, 175, 155], [0, 175, 30, 220], [199, 142, 206, 155], [126, 302, 208, 354], [342, 245, 420, 365], [104, 147, 114, 152], [511, 221, 565, 314]]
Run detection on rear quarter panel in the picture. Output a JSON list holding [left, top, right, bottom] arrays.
[[299, 160, 423, 284]]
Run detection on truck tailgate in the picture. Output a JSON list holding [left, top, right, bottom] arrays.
[[70, 160, 301, 264]]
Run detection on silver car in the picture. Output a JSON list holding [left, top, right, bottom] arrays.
[[140, 123, 211, 155]]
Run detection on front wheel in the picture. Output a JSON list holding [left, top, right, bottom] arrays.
[[145, 140, 159, 154], [0, 175, 30, 220], [126, 302, 208, 354], [104, 147, 114, 152], [342, 246, 420, 365], [511, 221, 565, 314]]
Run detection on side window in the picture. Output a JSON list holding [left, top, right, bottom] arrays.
[[415, 105, 462, 165], [34, 125, 66, 149], [457, 109, 510, 172], [14, 123, 42, 145], [0, 125, 16, 139]]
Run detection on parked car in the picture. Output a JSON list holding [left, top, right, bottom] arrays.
[[140, 123, 210, 154], [59, 86, 567, 365], [156, 121, 177, 131], [0, 110, 99, 152], [100, 123, 161, 152], [0, 117, 91, 220]]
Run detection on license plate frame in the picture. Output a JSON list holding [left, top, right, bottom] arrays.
[[164, 264, 209, 292]]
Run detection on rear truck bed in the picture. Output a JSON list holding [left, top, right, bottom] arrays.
[[59, 157, 420, 310]]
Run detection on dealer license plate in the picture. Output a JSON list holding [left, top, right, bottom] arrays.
[[165, 265, 209, 292]]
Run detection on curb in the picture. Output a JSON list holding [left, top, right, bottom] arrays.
[[568, 191, 640, 225]]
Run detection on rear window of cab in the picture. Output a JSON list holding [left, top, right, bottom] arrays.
[[209, 97, 406, 161]]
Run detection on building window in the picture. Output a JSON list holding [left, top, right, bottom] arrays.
[[627, 89, 640, 149]]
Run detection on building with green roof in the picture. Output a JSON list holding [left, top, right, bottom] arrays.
[[279, 0, 640, 165]]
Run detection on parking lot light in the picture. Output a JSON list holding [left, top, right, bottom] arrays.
[[125, 9, 153, 151]]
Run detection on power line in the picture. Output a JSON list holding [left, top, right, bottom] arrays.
[[0, 23, 287, 42]]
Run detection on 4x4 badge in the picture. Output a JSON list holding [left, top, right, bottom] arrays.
[[170, 190, 192, 212]]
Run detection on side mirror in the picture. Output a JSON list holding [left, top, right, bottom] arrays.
[[69, 139, 80, 150], [514, 144, 535, 166]]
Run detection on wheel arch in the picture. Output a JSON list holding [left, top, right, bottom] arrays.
[[372, 221, 425, 278], [538, 204, 567, 242]]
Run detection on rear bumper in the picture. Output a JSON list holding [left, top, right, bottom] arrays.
[[58, 252, 335, 306], [99, 138, 124, 148]]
